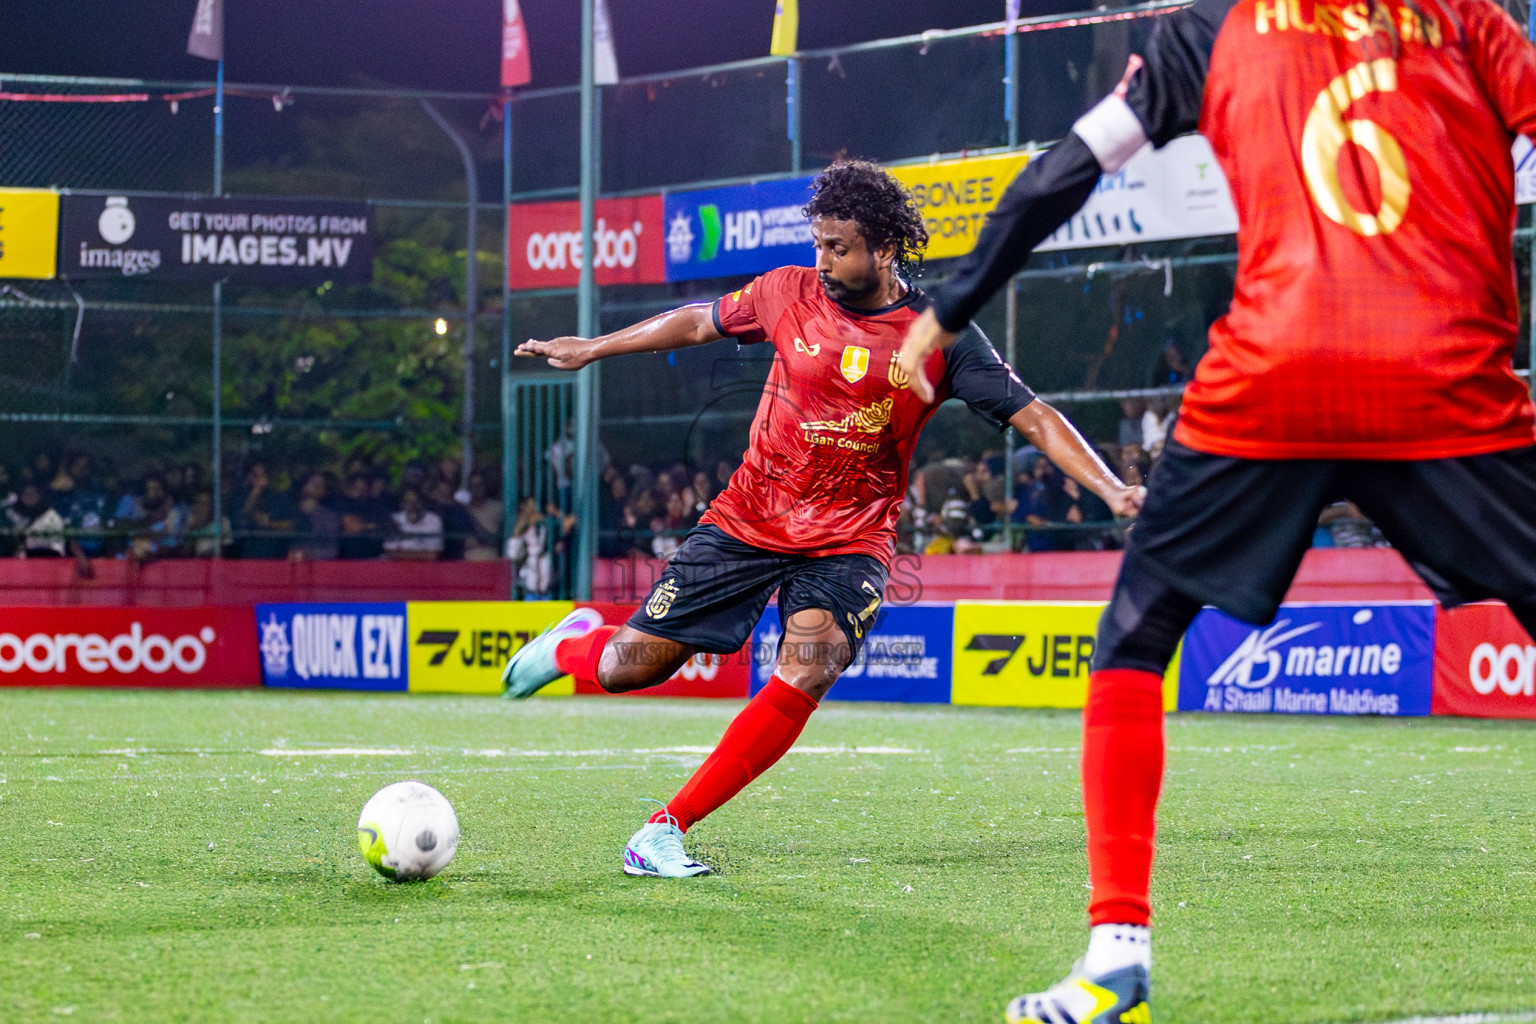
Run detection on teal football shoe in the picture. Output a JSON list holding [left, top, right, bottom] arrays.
[[500, 607, 606, 698], [1005, 962, 1151, 1024], [622, 818, 711, 878]]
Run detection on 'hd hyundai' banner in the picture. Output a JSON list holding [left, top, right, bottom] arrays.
[[1179, 602, 1434, 716], [508, 195, 666, 290], [59, 193, 374, 283], [0, 606, 258, 688], [751, 603, 953, 704], [665, 176, 815, 283], [1433, 603, 1536, 719], [257, 603, 406, 691]]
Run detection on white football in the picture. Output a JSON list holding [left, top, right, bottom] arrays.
[[356, 781, 459, 881]]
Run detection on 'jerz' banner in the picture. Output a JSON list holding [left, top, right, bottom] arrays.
[[1039, 135, 1238, 250], [406, 601, 575, 695], [751, 603, 953, 704], [257, 603, 407, 691], [1178, 602, 1433, 716], [0, 606, 258, 688], [664, 176, 816, 283], [59, 193, 374, 283]]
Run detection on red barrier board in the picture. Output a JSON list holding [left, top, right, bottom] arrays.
[[571, 602, 750, 698], [1433, 603, 1536, 719], [0, 606, 259, 688], [508, 196, 666, 289]]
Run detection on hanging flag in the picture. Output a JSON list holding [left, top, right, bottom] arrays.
[[594, 0, 619, 85], [501, 0, 532, 88], [186, 0, 223, 61], [770, 0, 799, 56], [1006, 0, 1021, 35]]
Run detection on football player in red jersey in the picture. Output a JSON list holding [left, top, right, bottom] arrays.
[[899, 0, 1536, 1019], [503, 159, 1145, 880]]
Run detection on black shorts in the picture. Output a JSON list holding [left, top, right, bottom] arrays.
[[627, 524, 890, 657], [1129, 440, 1536, 624]]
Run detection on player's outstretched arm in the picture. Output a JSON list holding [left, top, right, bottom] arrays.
[[1011, 399, 1145, 519], [515, 303, 724, 371]]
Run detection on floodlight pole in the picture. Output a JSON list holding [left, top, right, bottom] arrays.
[[211, 57, 225, 558], [1002, 25, 1021, 550], [572, 0, 600, 600], [420, 99, 480, 494]]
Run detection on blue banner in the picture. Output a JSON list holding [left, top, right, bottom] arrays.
[[1178, 603, 1434, 716], [750, 604, 953, 703], [257, 603, 408, 691], [664, 176, 816, 282]]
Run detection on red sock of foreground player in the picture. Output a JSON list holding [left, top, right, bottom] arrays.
[[649, 676, 818, 832], [1083, 668, 1165, 927], [554, 625, 618, 686]]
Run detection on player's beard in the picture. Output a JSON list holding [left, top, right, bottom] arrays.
[[819, 270, 878, 305]]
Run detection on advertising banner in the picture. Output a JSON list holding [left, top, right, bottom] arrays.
[[507, 195, 666, 290], [257, 603, 407, 691], [0, 606, 258, 688], [406, 601, 575, 695], [573, 603, 749, 698], [1178, 603, 1434, 716], [1433, 603, 1536, 719], [664, 176, 816, 282], [1515, 137, 1536, 206], [889, 153, 1030, 261], [0, 188, 60, 280], [58, 193, 374, 283], [950, 602, 1178, 709], [749, 603, 954, 703], [1039, 135, 1238, 251]]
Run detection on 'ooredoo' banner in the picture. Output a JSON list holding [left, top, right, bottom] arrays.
[[1433, 603, 1536, 719], [0, 606, 258, 688], [508, 196, 666, 289]]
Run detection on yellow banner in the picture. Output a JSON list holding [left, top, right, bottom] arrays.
[[950, 602, 1179, 710], [889, 153, 1030, 261], [0, 188, 59, 280], [406, 601, 575, 695]]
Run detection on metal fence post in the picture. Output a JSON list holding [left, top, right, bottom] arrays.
[[503, 96, 515, 594], [788, 56, 802, 173], [573, 0, 599, 601], [211, 58, 225, 558]]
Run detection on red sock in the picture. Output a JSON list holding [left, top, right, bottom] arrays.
[[554, 625, 618, 686], [1083, 668, 1165, 927], [649, 676, 818, 832]]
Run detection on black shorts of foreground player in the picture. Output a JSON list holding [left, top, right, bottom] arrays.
[[503, 159, 1143, 879]]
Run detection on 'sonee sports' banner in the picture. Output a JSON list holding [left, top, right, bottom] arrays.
[[1179, 602, 1434, 716], [664, 176, 816, 282], [1039, 135, 1238, 250], [0, 606, 258, 688], [751, 603, 954, 703], [574, 603, 749, 699], [1433, 603, 1536, 719], [889, 153, 1030, 261], [256, 603, 407, 691], [406, 601, 575, 695], [0, 188, 60, 280], [58, 193, 374, 283], [508, 195, 666, 290], [950, 602, 1178, 709]]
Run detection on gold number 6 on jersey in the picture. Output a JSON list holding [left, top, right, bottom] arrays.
[[1301, 58, 1410, 237]]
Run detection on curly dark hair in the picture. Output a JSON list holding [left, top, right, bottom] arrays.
[[803, 159, 929, 279]]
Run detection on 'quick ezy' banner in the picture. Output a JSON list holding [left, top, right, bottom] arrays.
[[664, 176, 815, 283], [1178, 602, 1434, 716], [257, 603, 407, 691]]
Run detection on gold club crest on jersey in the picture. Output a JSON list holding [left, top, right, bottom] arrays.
[[887, 353, 910, 389], [840, 345, 869, 383], [645, 579, 681, 619]]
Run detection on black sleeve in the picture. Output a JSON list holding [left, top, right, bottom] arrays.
[[939, 325, 1036, 431], [928, 0, 1234, 333]]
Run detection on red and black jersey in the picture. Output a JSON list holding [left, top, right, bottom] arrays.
[[702, 266, 1034, 564], [933, 0, 1536, 460]]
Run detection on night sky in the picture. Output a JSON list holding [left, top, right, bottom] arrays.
[[0, 1, 1060, 92]]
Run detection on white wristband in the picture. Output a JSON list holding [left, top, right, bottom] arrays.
[[1072, 95, 1150, 174]]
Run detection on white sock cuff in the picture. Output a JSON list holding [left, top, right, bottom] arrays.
[[1084, 923, 1152, 975]]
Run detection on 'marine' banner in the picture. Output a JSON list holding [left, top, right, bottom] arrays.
[[1178, 602, 1434, 716], [59, 193, 374, 284]]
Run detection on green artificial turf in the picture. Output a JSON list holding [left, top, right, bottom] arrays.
[[1, 689, 1533, 1024]]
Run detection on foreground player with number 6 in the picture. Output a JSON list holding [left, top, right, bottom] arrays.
[[505, 160, 1144, 879], [897, 0, 1536, 1020]]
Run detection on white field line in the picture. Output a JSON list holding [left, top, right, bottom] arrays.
[[255, 744, 920, 759], [1346, 1013, 1536, 1024]]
